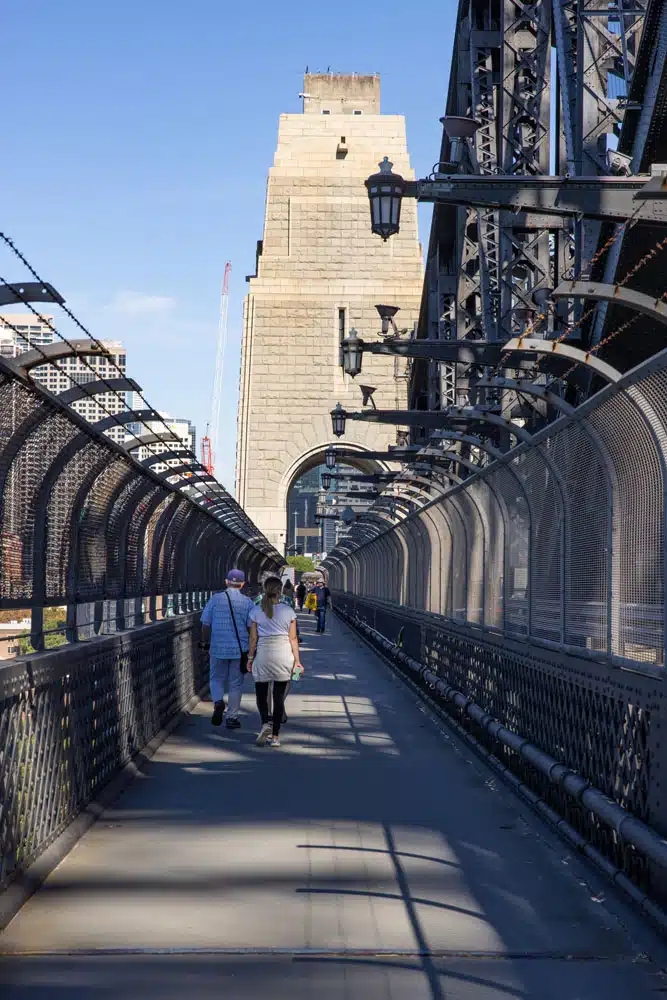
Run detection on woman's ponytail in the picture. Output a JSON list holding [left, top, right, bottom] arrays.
[[261, 576, 283, 619]]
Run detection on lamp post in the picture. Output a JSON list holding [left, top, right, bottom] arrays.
[[324, 445, 337, 470], [321, 472, 332, 491], [365, 158, 665, 241]]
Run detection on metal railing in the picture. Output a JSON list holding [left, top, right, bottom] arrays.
[[334, 593, 667, 917], [0, 613, 206, 894], [324, 343, 667, 912]]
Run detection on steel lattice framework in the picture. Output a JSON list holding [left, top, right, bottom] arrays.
[[325, 0, 667, 918], [412, 0, 667, 414]]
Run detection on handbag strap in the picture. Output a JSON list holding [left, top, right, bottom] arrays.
[[225, 590, 244, 655]]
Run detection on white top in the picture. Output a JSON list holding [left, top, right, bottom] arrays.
[[249, 602, 296, 637]]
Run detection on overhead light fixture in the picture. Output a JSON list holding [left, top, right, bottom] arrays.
[[325, 445, 337, 469], [365, 157, 406, 240], [341, 327, 363, 377], [331, 402, 347, 437]]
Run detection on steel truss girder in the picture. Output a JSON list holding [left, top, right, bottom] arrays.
[[408, 175, 664, 223]]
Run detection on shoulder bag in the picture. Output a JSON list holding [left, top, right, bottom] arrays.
[[225, 590, 250, 674]]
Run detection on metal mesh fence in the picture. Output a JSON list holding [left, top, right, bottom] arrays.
[[0, 614, 207, 891], [326, 344, 667, 671], [0, 358, 281, 648]]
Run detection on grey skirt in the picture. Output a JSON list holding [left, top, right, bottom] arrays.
[[252, 634, 294, 682]]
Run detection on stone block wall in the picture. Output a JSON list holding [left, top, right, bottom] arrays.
[[236, 76, 424, 550]]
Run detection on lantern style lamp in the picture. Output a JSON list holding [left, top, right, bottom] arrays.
[[331, 402, 347, 438], [341, 328, 363, 377], [365, 157, 406, 240], [325, 446, 337, 470], [321, 472, 332, 491]]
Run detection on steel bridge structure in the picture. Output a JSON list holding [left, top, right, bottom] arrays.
[[325, 0, 667, 927]]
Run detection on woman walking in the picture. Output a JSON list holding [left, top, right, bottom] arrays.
[[248, 576, 304, 747], [281, 579, 295, 608]]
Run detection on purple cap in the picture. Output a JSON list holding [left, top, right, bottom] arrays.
[[226, 569, 245, 583]]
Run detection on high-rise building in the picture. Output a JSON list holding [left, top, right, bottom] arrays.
[[125, 402, 196, 473], [0, 314, 129, 444], [235, 73, 423, 551]]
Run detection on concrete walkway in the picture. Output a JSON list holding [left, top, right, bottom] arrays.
[[2, 612, 667, 998]]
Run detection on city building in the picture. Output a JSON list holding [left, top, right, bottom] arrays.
[[125, 400, 196, 473], [0, 313, 129, 444], [236, 73, 423, 551]]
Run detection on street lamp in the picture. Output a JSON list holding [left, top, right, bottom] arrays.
[[341, 328, 363, 377], [365, 157, 406, 241], [321, 472, 332, 490], [325, 445, 337, 469], [331, 402, 347, 437]]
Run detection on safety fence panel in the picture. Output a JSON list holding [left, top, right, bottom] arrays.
[[334, 593, 666, 905], [0, 614, 206, 892], [325, 345, 667, 671]]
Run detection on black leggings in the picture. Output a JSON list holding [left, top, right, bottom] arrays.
[[255, 681, 289, 735]]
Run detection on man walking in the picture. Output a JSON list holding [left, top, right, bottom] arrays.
[[313, 580, 330, 634], [296, 580, 306, 610], [200, 569, 254, 729]]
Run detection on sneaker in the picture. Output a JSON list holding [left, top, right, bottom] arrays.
[[256, 723, 272, 745], [211, 701, 225, 726], [269, 736, 281, 747], [225, 717, 241, 730]]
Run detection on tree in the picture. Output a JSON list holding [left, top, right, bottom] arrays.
[[17, 607, 67, 655], [286, 555, 316, 572]]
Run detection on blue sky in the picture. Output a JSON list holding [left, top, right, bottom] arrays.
[[3, 0, 456, 492]]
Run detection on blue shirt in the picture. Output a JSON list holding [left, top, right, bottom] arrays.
[[201, 588, 254, 658]]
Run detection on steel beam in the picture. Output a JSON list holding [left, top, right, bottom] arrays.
[[504, 336, 623, 382], [16, 339, 114, 372], [552, 280, 667, 326], [57, 377, 142, 406], [407, 174, 665, 224], [0, 281, 64, 307]]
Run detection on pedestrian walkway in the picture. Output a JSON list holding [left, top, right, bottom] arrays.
[[2, 613, 667, 998]]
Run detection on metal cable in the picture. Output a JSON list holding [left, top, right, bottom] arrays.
[[0, 238, 258, 534]]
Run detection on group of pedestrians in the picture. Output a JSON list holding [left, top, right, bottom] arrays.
[[296, 579, 330, 633], [199, 569, 328, 747]]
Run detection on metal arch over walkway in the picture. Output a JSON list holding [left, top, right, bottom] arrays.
[[0, 352, 282, 638], [3, 613, 667, 999]]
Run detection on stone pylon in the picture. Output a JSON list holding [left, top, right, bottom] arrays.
[[236, 74, 423, 551]]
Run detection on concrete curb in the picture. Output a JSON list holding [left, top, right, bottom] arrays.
[[0, 686, 208, 933]]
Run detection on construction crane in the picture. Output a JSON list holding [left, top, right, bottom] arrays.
[[201, 261, 232, 476]]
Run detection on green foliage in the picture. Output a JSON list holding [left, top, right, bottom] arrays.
[[17, 608, 67, 655], [286, 555, 316, 572]]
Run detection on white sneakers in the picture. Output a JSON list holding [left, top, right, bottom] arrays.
[[256, 723, 273, 746]]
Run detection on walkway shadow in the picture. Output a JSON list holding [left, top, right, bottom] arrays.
[[1, 617, 664, 999]]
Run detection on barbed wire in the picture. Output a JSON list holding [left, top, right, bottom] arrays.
[[0, 234, 258, 533]]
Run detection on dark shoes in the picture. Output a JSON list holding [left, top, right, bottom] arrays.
[[211, 700, 226, 726], [225, 717, 241, 730]]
